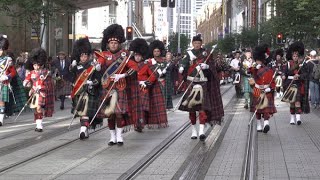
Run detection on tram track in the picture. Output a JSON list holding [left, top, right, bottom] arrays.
[[0, 84, 234, 178], [119, 84, 234, 180]]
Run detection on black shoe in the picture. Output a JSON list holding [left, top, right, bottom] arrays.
[[263, 125, 270, 133], [290, 122, 295, 125], [135, 127, 143, 133], [60, 105, 64, 110], [35, 128, 43, 132], [199, 134, 206, 141], [244, 104, 248, 109], [108, 141, 116, 146], [79, 132, 86, 140], [191, 136, 197, 139], [117, 141, 124, 146], [297, 120, 301, 125], [0, 122, 2, 126]]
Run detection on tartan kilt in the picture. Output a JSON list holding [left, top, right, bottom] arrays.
[[55, 80, 72, 97], [0, 85, 9, 102], [43, 77, 55, 117], [98, 88, 129, 116], [147, 81, 168, 127], [10, 76, 27, 113], [179, 82, 212, 112], [164, 73, 174, 109], [139, 89, 150, 111], [242, 76, 252, 93], [250, 91, 277, 114]]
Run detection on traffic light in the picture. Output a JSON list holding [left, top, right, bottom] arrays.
[[161, 0, 167, 7], [169, 0, 175, 8], [276, 33, 283, 44], [126, 26, 133, 41]]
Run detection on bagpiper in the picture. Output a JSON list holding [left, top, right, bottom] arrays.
[[51, 51, 73, 110], [70, 37, 102, 139], [23, 48, 55, 132], [274, 49, 285, 98], [178, 34, 224, 140], [96, 24, 139, 146], [250, 44, 277, 133], [0, 34, 27, 126], [282, 42, 310, 125]]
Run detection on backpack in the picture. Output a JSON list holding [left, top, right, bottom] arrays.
[[310, 60, 320, 80]]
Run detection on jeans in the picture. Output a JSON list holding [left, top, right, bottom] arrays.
[[309, 81, 320, 105]]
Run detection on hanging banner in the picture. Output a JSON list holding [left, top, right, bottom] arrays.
[[251, 0, 257, 27]]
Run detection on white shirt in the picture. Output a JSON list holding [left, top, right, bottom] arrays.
[[230, 58, 240, 69]]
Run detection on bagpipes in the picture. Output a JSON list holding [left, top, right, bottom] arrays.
[[281, 59, 306, 103], [248, 69, 278, 125], [173, 46, 216, 112], [14, 71, 51, 123], [89, 51, 134, 126]]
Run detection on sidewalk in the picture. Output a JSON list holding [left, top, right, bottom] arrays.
[[257, 99, 320, 179]]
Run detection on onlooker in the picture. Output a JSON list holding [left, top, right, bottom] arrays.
[[305, 50, 320, 109]]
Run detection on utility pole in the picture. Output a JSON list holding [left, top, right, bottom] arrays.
[[128, 0, 132, 26], [177, 0, 181, 54]]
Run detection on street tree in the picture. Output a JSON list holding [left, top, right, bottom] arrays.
[[0, 0, 77, 47], [168, 33, 190, 54]]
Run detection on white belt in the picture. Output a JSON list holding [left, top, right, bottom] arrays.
[[187, 76, 208, 82], [288, 76, 294, 80], [254, 84, 269, 89]]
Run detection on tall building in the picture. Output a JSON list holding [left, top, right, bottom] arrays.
[[176, 0, 194, 39], [195, 0, 208, 14]]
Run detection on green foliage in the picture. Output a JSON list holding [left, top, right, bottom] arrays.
[[0, 0, 77, 46], [168, 33, 190, 54], [216, 35, 236, 54]]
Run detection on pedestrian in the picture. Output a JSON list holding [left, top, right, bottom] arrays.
[[96, 24, 139, 146], [70, 37, 102, 139], [305, 50, 320, 109], [241, 49, 253, 109], [23, 48, 55, 132], [178, 34, 224, 140], [274, 49, 286, 98], [230, 50, 242, 98], [51, 51, 73, 110]]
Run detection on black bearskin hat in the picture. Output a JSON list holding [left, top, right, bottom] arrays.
[[192, 34, 202, 42], [71, 37, 92, 63], [29, 48, 47, 66], [253, 44, 270, 65], [101, 24, 125, 51], [129, 38, 149, 58], [149, 40, 165, 56], [0, 34, 9, 51], [275, 49, 284, 58], [287, 41, 304, 60]]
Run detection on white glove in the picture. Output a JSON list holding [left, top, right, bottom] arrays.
[[265, 87, 271, 93], [86, 80, 93, 85], [95, 63, 101, 71], [179, 67, 184, 74], [139, 81, 147, 88], [157, 69, 163, 76], [256, 64, 262, 69], [151, 58, 157, 65], [162, 69, 167, 74], [112, 73, 126, 82], [0, 75, 8, 82], [199, 63, 209, 70], [23, 81, 29, 87], [71, 60, 77, 67]]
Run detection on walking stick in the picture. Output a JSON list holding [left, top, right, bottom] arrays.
[[172, 46, 216, 112], [281, 59, 306, 102], [248, 69, 278, 125], [89, 52, 134, 126]]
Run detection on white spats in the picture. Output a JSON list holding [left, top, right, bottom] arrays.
[[290, 114, 295, 125], [257, 120, 263, 132], [296, 114, 302, 125], [0, 114, 4, 126], [109, 130, 116, 144], [116, 127, 123, 145], [199, 124, 206, 141], [79, 126, 88, 139], [191, 125, 197, 139], [35, 119, 43, 132]]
